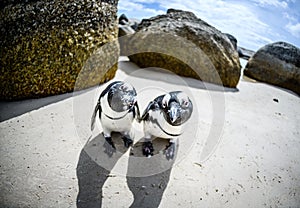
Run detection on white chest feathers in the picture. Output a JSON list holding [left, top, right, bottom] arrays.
[[143, 109, 184, 139]]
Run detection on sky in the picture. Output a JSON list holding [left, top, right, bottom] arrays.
[[118, 0, 300, 51]]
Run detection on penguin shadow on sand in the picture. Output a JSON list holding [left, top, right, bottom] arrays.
[[76, 132, 176, 208]]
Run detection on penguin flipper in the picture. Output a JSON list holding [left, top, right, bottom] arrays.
[[140, 101, 158, 121], [91, 101, 101, 131], [134, 102, 141, 121]]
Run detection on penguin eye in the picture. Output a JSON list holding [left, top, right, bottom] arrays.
[[120, 85, 128, 91], [181, 100, 189, 108]]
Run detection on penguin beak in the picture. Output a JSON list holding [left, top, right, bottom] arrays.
[[169, 103, 179, 124]]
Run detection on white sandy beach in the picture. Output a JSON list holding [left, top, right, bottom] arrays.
[[0, 57, 299, 207]]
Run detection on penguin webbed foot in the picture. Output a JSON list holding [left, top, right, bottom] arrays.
[[142, 141, 154, 157], [103, 136, 116, 157], [122, 135, 133, 148], [164, 142, 175, 160]]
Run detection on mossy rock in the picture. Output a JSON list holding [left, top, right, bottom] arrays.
[[0, 0, 120, 100]]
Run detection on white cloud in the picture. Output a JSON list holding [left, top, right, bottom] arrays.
[[118, 0, 298, 50], [283, 12, 297, 22], [157, 0, 274, 49], [118, 1, 164, 19], [286, 22, 300, 38], [251, 0, 288, 8]]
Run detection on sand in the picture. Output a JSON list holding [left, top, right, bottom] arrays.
[[0, 57, 299, 207]]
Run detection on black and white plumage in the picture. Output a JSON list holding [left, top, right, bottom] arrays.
[[140, 91, 193, 159], [91, 81, 140, 150]]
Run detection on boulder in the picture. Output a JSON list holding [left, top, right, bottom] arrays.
[[237, 47, 255, 60], [224, 33, 255, 60], [119, 24, 136, 37], [0, 0, 119, 100], [118, 14, 140, 37], [224, 33, 237, 50], [244, 42, 300, 94], [119, 14, 129, 25], [124, 9, 241, 88]]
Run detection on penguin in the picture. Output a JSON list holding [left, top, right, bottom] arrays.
[[140, 91, 193, 160], [91, 81, 140, 150]]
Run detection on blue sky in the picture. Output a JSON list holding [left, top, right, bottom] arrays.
[[118, 0, 300, 51]]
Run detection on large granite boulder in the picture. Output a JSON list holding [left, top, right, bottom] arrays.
[[124, 9, 241, 88], [0, 0, 119, 100], [244, 42, 300, 94]]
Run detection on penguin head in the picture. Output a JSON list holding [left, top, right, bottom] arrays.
[[161, 92, 193, 126], [108, 82, 137, 112]]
